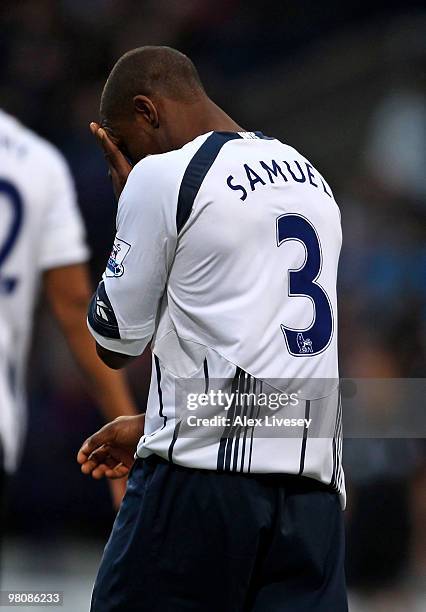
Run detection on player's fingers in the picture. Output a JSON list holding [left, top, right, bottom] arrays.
[[87, 448, 125, 473], [80, 454, 108, 473], [89, 121, 131, 199], [87, 443, 111, 463], [99, 130, 132, 185], [80, 455, 120, 476], [80, 460, 95, 474], [96, 445, 134, 469], [97, 128, 124, 166], [77, 448, 89, 464], [89, 123, 117, 160], [89, 121, 100, 136], [77, 441, 108, 465], [81, 460, 105, 476], [80, 425, 116, 457], [91, 464, 109, 480], [79, 442, 132, 476], [104, 464, 130, 479]]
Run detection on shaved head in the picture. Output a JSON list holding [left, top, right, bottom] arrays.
[[100, 46, 205, 121], [96, 45, 239, 164]]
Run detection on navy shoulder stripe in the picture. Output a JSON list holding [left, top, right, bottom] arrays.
[[176, 131, 242, 234]]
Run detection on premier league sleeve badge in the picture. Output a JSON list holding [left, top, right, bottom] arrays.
[[106, 238, 131, 277]]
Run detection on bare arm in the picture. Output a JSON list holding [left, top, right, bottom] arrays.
[[95, 343, 135, 370], [43, 263, 137, 420]]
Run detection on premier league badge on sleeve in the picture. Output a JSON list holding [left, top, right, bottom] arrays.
[[106, 238, 131, 277]]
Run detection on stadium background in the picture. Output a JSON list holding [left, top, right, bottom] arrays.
[[0, 1, 425, 610]]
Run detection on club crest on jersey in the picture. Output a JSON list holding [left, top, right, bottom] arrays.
[[297, 333, 313, 354], [106, 238, 131, 277]]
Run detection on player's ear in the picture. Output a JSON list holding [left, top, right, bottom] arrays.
[[133, 95, 159, 129]]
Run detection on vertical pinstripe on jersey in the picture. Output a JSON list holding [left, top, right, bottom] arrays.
[[331, 391, 343, 491], [216, 366, 242, 471], [248, 380, 262, 473], [335, 392, 344, 492], [154, 355, 167, 431], [231, 372, 252, 472], [240, 377, 257, 472], [167, 419, 181, 464], [331, 396, 338, 489], [222, 367, 244, 471], [298, 400, 311, 475], [203, 357, 209, 394]]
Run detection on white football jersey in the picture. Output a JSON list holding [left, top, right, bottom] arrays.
[[88, 130, 345, 506], [0, 110, 89, 473]]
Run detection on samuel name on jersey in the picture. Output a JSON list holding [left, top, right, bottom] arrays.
[[226, 155, 333, 202]]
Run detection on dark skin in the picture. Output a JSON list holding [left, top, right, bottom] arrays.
[[78, 90, 242, 480], [97, 93, 242, 169]]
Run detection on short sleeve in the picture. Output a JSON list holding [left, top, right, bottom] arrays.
[[38, 149, 89, 270], [87, 156, 178, 356]]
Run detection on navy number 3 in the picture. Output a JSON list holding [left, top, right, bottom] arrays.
[[0, 179, 24, 294], [276, 213, 333, 356]]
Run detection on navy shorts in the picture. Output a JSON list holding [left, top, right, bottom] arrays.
[[91, 456, 347, 612]]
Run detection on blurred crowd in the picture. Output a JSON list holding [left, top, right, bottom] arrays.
[[0, 1, 425, 609]]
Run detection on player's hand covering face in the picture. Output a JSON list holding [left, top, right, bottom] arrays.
[[77, 414, 145, 480], [90, 122, 132, 200]]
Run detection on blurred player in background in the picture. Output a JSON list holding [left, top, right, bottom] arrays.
[[79, 47, 346, 611], [0, 109, 137, 566]]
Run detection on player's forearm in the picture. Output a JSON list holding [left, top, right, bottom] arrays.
[[44, 264, 138, 420], [66, 325, 137, 419]]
